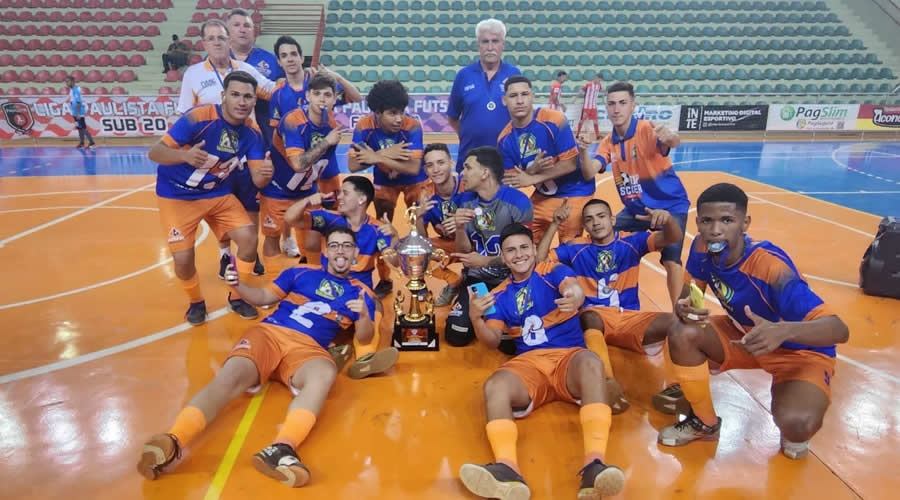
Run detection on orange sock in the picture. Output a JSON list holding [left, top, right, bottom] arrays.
[[261, 254, 281, 280], [579, 403, 612, 464], [673, 361, 717, 425], [486, 419, 519, 472], [663, 342, 678, 389], [167, 406, 207, 448], [179, 273, 203, 303], [230, 257, 255, 299], [274, 408, 317, 449], [584, 329, 614, 379], [353, 309, 382, 358]]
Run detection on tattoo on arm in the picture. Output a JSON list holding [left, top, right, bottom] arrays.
[[298, 140, 331, 169]]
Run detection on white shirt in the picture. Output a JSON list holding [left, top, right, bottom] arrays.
[[177, 58, 277, 114]]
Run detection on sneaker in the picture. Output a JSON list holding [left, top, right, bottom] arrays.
[[328, 344, 353, 373], [136, 433, 181, 480], [251, 443, 310, 488], [458, 462, 531, 500], [76, 144, 85, 149], [218, 254, 230, 280], [347, 347, 399, 379], [88, 144, 96, 150], [253, 255, 265, 276], [658, 411, 721, 447], [605, 378, 630, 415], [435, 284, 458, 307], [185, 301, 207, 326], [228, 292, 259, 319], [281, 236, 301, 257], [577, 458, 626, 499], [652, 384, 685, 415], [373, 280, 393, 299], [781, 438, 810, 460]]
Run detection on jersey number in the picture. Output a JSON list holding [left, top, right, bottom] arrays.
[[287, 159, 329, 191], [186, 155, 239, 189], [597, 274, 621, 308], [521, 315, 549, 346], [289, 301, 332, 327]]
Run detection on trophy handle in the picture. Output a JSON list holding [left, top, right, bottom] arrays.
[[393, 290, 405, 319], [431, 248, 450, 269]]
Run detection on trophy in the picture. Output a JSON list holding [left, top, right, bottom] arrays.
[[386, 205, 443, 351]]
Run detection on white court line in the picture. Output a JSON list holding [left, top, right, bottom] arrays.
[[747, 190, 900, 195], [0, 182, 156, 247], [0, 188, 152, 199], [830, 144, 900, 186], [746, 194, 874, 238]]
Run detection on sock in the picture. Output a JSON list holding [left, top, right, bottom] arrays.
[[219, 246, 231, 258], [576, 120, 584, 137], [261, 253, 281, 280], [229, 257, 255, 300], [673, 361, 717, 426], [273, 408, 317, 449], [353, 309, 382, 359], [584, 329, 614, 379], [167, 406, 207, 448], [179, 273, 204, 303], [579, 403, 612, 464], [486, 419, 519, 472], [663, 342, 678, 390]]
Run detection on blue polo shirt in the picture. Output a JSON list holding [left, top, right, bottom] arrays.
[[447, 59, 520, 170], [236, 47, 285, 147]]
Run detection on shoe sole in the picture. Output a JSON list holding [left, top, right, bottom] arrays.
[[228, 302, 259, 320], [605, 378, 630, 415], [593, 466, 626, 497], [136, 438, 175, 480], [658, 430, 720, 447], [459, 463, 531, 500], [652, 391, 685, 415], [251, 455, 310, 487], [347, 347, 399, 379]]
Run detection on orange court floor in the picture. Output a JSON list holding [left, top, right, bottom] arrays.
[[1, 150, 898, 499]]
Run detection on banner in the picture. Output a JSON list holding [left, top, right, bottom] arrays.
[[679, 105, 768, 131], [0, 95, 179, 140], [334, 94, 453, 133], [550, 104, 681, 133], [767, 104, 859, 131], [856, 104, 900, 130]]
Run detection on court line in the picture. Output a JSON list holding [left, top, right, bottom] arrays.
[[747, 190, 900, 195], [203, 385, 270, 500], [0, 206, 210, 310], [830, 144, 900, 186], [0, 181, 156, 247], [0, 188, 153, 199]]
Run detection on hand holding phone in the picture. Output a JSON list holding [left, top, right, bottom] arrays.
[[469, 282, 496, 315]]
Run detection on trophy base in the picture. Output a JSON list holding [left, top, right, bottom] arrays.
[[392, 316, 439, 351]]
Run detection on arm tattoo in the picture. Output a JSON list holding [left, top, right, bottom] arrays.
[[298, 139, 331, 169]]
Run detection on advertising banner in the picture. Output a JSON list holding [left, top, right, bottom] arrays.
[[0, 95, 179, 140], [767, 104, 859, 131], [679, 105, 769, 131], [334, 94, 454, 133], [553, 104, 681, 133], [856, 104, 900, 130]]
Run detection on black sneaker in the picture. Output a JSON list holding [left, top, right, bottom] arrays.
[[218, 254, 230, 280], [373, 280, 393, 299], [228, 292, 258, 319], [185, 301, 207, 325], [652, 383, 685, 415], [137, 433, 181, 480], [251, 443, 310, 488], [459, 462, 530, 500], [577, 458, 625, 499], [253, 255, 265, 276]]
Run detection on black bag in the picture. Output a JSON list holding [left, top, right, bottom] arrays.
[[859, 216, 900, 299]]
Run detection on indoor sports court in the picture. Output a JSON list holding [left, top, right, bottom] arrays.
[[0, 139, 897, 499]]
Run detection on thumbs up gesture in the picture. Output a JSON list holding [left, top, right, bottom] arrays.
[[258, 151, 274, 180], [378, 213, 398, 238], [347, 289, 369, 314], [738, 305, 789, 357], [184, 139, 209, 168]]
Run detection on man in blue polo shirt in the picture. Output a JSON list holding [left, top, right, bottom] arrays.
[[447, 18, 521, 171]]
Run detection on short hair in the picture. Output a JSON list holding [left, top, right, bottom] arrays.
[[226, 8, 251, 20], [325, 225, 356, 245], [343, 176, 375, 206], [171, 34, 179, 41], [500, 223, 534, 246], [274, 35, 302, 58], [504, 75, 532, 93], [64, 75, 75, 83], [307, 73, 336, 92], [475, 18, 507, 40], [423, 143, 452, 159], [582, 199, 612, 217], [696, 183, 749, 213], [606, 81, 635, 98], [200, 19, 229, 39], [223, 70, 258, 91], [557, 71, 567, 78], [464, 146, 505, 182], [366, 80, 409, 114]]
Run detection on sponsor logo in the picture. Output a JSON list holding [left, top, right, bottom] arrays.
[[2, 102, 35, 134], [872, 107, 900, 128]]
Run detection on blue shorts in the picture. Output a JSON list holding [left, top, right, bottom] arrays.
[[614, 209, 688, 265], [229, 164, 259, 212]]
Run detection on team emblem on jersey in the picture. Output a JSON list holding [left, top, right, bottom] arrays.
[[709, 274, 734, 307], [515, 286, 533, 315], [595, 250, 616, 273], [315, 279, 344, 300], [631, 145, 638, 160], [311, 132, 325, 146], [475, 207, 495, 231], [231, 338, 251, 351], [378, 138, 396, 150], [440, 200, 457, 218], [217, 129, 239, 154], [312, 215, 326, 228], [263, 215, 277, 229], [517, 133, 539, 158], [376, 237, 389, 251], [167, 227, 184, 243]]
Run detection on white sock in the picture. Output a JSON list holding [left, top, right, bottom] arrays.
[[219, 246, 231, 258]]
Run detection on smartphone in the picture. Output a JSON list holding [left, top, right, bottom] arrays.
[[469, 282, 496, 315]]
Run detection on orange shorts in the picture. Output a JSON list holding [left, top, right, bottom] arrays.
[[708, 315, 836, 398], [585, 306, 664, 355], [157, 194, 251, 252], [374, 179, 430, 207], [581, 108, 598, 121], [259, 196, 298, 238], [499, 347, 585, 418], [531, 193, 593, 243], [226, 322, 334, 393]]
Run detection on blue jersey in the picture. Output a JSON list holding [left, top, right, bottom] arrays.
[[270, 74, 347, 127], [447, 60, 521, 169], [497, 108, 595, 198], [264, 265, 376, 349], [686, 235, 838, 357], [420, 174, 464, 240], [68, 85, 86, 116], [352, 113, 426, 186], [486, 262, 586, 354], [238, 47, 283, 147], [550, 232, 658, 310], [263, 107, 340, 199], [155, 104, 265, 200], [305, 210, 392, 289]]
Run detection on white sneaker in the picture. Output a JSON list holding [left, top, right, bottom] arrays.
[[281, 236, 301, 257], [781, 438, 810, 459]]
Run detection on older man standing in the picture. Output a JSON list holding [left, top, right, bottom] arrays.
[[447, 18, 521, 171]]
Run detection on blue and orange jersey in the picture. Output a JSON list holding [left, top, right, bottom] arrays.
[[352, 113, 426, 187], [453, 185, 534, 282], [420, 173, 464, 240], [550, 232, 659, 310], [485, 261, 586, 354], [303, 210, 392, 289], [263, 107, 340, 200], [593, 117, 690, 215], [270, 74, 347, 127], [686, 235, 838, 357], [263, 265, 376, 349], [155, 104, 265, 200], [497, 108, 595, 198]]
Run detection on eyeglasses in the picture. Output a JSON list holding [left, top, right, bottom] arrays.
[[203, 36, 229, 43], [326, 242, 355, 251]]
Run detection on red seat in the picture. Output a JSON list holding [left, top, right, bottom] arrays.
[[81, 54, 96, 66], [35, 70, 51, 82], [41, 86, 55, 95], [22, 25, 37, 36], [96, 54, 113, 66], [63, 54, 79, 66], [11, 39, 25, 50], [78, 85, 90, 94], [121, 39, 137, 51], [193, 40, 204, 51], [101, 70, 118, 83], [106, 39, 122, 51], [122, 12, 136, 23], [49, 13, 63, 22], [62, 11, 77, 22], [58, 86, 70, 95], [110, 86, 127, 95], [84, 70, 102, 83], [7, 25, 21, 35], [57, 39, 73, 51], [224, 0, 238, 7], [6, 87, 23, 95], [18, 70, 36, 82], [108, 11, 122, 22], [210, 0, 223, 9], [114, 25, 128, 36], [1, 69, 17, 82], [93, 86, 108, 94], [69, 25, 83, 36], [43, 39, 57, 50], [94, 11, 108, 22], [23, 87, 40, 95], [26, 39, 42, 50], [197, 0, 209, 7], [158, 86, 175, 94], [164, 70, 181, 82], [48, 54, 64, 66], [105, 26, 119, 37], [84, 25, 100, 37], [78, 12, 91, 22], [191, 12, 204, 22], [136, 39, 153, 51], [0, 39, 8, 50], [206, 12, 219, 20], [52, 69, 68, 82], [14, 54, 30, 66], [151, 11, 166, 22], [69, 69, 85, 81], [145, 25, 159, 36], [112, 54, 128, 67], [118, 70, 136, 82], [89, 40, 104, 51], [189, 54, 202, 64], [32, 54, 48, 66], [135, 11, 150, 23], [128, 25, 143, 36], [128, 54, 146, 66], [74, 39, 89, 51], [38, 24, 53, 35], [185, 26, 200, 37], [240, 0, 251, 7]]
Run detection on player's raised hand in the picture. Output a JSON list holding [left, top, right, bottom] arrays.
[[652, 122, 676, 144], [739, 305, 788, 356], [416, 190, 437, 216], [258, 151, 274, 180], [325, 126, 348, 146], [675, 297, 709, 325], [347, 289, 369, 315], [378, 213, 398, 237], [554, 287, 582, 312], [576, 134, 592, 151], [634, 207, 671, 228], [453, 208, 476, 228], [502, 167, 533, 188], [184, 139, 208, 168], [552, 199, 571, 225]]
